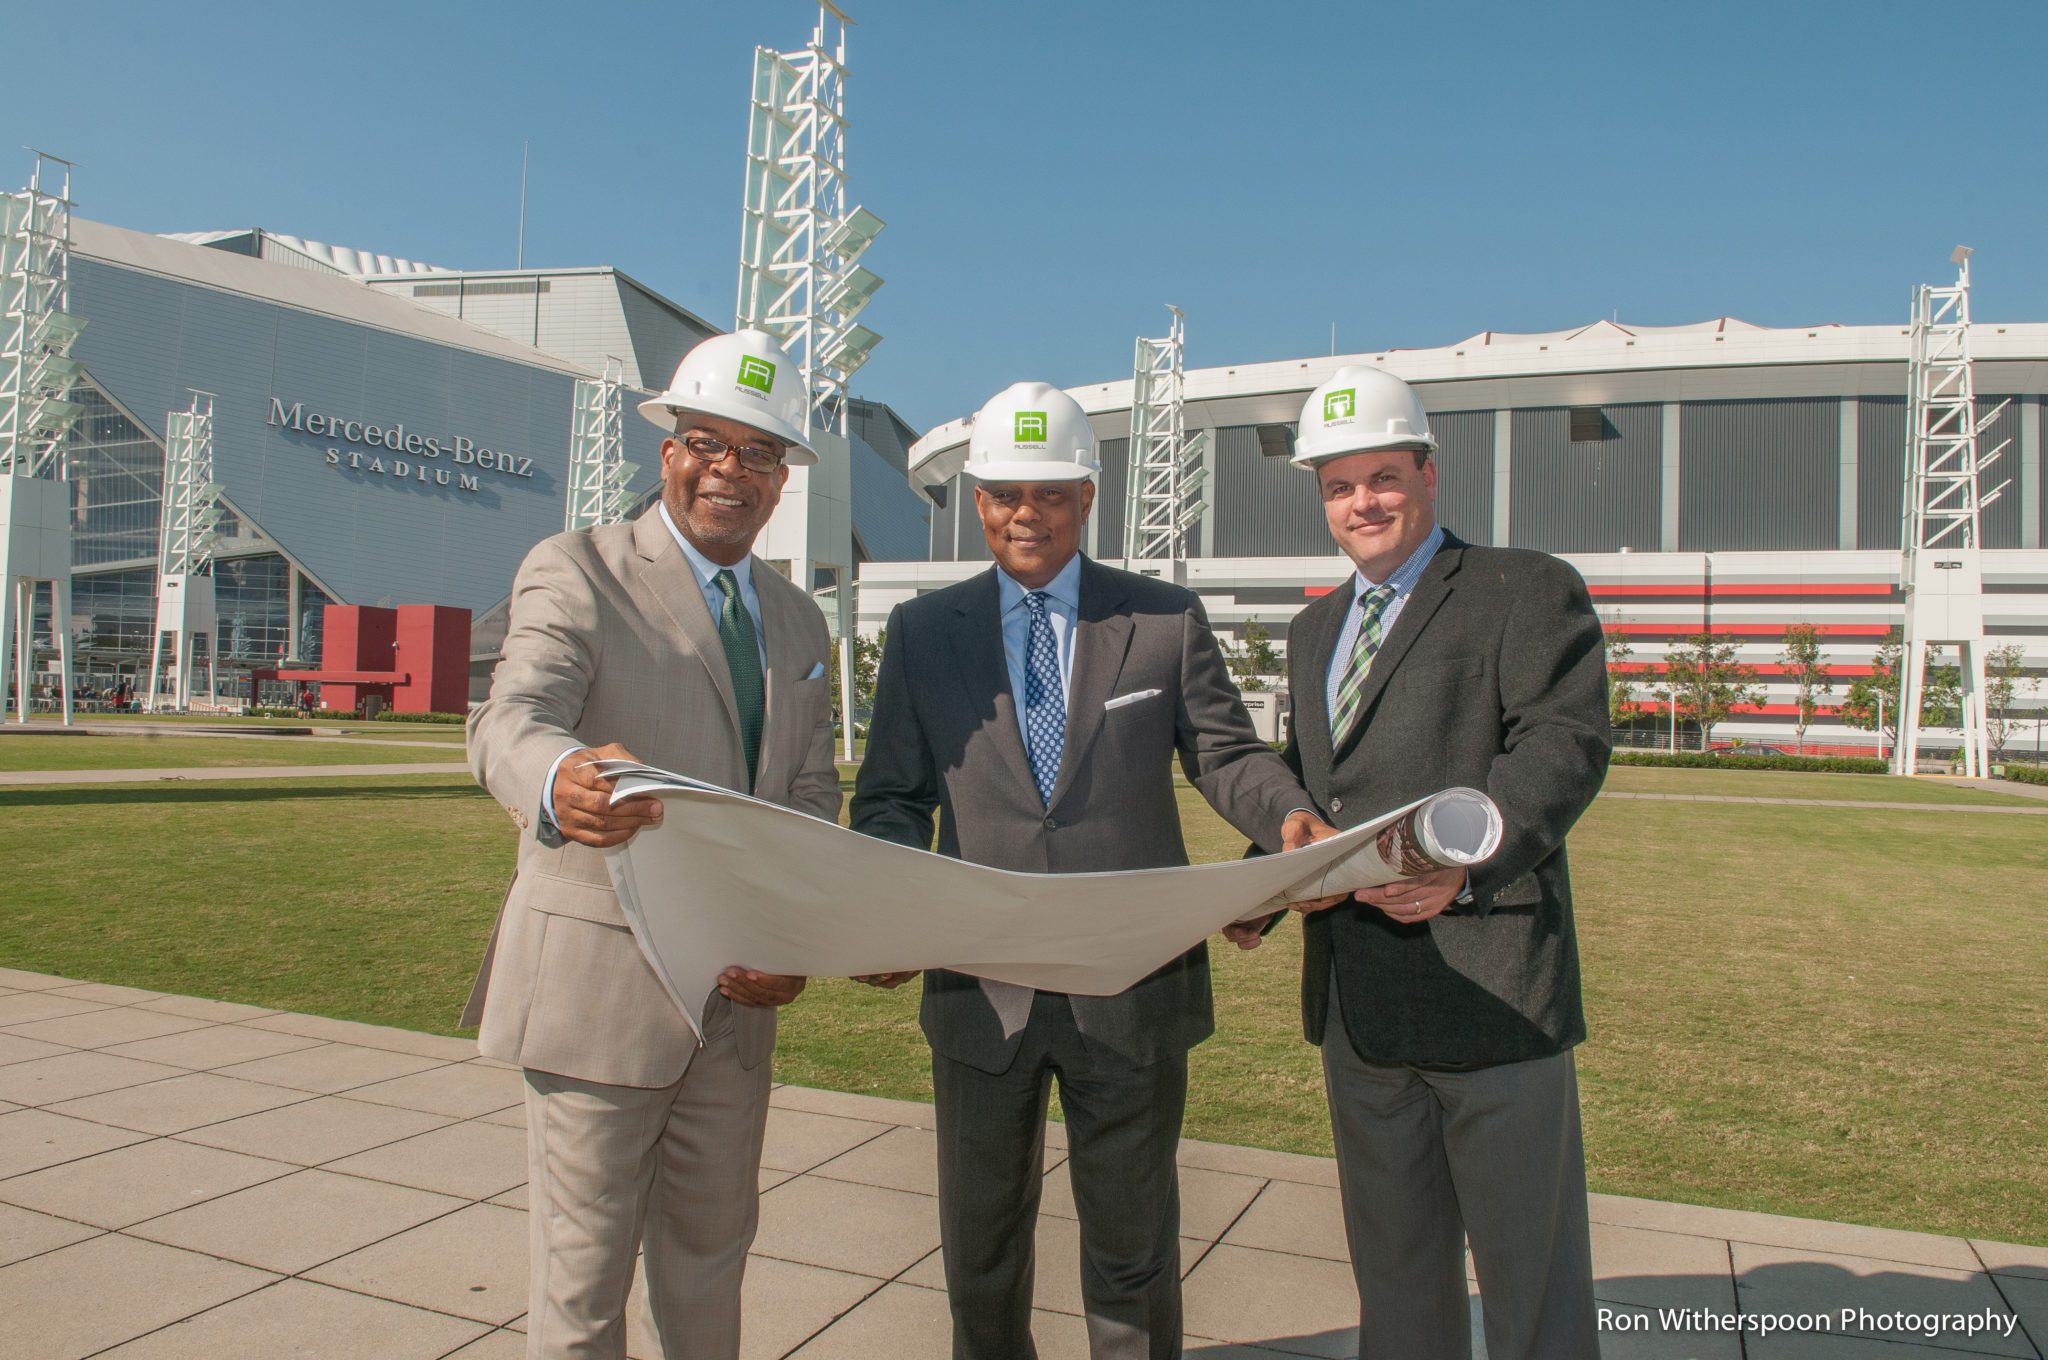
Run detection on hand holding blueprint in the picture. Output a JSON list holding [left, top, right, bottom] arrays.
[[598, 761, 1502, 1039]]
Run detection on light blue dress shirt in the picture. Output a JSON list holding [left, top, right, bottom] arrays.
[[996, 553, 1081, 749], [540, 506, 771, 829], [1322, 525, 1445, 721]]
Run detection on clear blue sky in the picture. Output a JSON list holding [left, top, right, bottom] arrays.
[[8, 0, 2047, 432]]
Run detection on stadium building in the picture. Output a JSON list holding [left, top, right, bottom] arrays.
[[865, 318, 2048, 753], [22, 218, 928, 698]]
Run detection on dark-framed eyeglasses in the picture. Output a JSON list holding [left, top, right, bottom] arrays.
[[679, 433, 784, 475]]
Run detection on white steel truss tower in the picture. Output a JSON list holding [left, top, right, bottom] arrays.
[[736, 0, 885, 439], [0, 152, 86, 725], [1122, 305, 1209, 564], [146, 392, 225, 712], [1893, 247, 2010, 777], [565, 359, 635, 533]]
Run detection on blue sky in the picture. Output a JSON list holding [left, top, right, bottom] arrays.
[[7, 0, 2047, 431]]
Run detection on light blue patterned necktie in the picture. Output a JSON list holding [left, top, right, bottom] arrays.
[[1021, 591, 1066, 806]]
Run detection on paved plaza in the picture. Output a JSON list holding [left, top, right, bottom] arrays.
[[1, 970, 2043, 1358]]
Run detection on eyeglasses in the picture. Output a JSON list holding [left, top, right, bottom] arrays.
[[679, 433, 784, 475]]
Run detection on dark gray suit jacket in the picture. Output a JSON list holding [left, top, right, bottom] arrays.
[[852, 556, 1310, 1074], [1283, 532, 1610, 1067]]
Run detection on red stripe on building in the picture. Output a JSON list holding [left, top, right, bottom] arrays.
[[1610, 662, 1880, 678], [1605, 623, 1892, 638], [1591, 582, 1895, 599]]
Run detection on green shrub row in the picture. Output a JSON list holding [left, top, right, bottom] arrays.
[[1609, 751, 1889, 774], [247, 707, 467, 725], [2003, 763, 2048, 787]]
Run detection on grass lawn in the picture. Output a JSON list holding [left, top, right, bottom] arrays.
[[1604, 763, 2044, 807], [0, 768, 2040, 1245], [19, 712, 469, 739], [0, 734, 470, 773]]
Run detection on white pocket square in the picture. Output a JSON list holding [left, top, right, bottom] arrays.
[[1104, 688, 1163, 711], [804, 661, 827, 680]]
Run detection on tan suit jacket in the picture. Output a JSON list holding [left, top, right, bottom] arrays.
[[464, 508, 842, 1088]]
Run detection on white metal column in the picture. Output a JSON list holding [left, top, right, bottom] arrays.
[[565, 358, 634, 533], [1122, 305, 1209, 568]]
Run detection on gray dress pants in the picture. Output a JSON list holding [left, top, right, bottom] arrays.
[[932, 990, 1188, 1360], [1321, 977, 1600, 1360]]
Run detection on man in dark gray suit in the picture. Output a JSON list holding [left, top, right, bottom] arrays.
[[1233, 366, 1609, 1360], [852, 381, 1333, 1360]]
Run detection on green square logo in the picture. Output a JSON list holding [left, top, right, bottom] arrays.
[[1014, 411, 1048, 443], [1324, 388, 1356, 422], [736, 356, 776, 394]]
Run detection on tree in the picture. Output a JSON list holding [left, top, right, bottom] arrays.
[[830, 629, 885, 730], [1839, 627, 1962, 748], [1777, 623, 1832, 753], [1603, 627, 1637, 729], [1223, 618, 1281, 693], [1660, 632, 1764, 749], [1985, 643, 2036, 763]]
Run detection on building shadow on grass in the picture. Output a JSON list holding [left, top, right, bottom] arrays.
[[1180, 1259, 2041, 1359], [0, 780, 489, 810]]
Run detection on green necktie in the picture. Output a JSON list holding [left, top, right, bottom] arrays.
[[1330, 584, 1397, 748], [712, 569, 765, 790]]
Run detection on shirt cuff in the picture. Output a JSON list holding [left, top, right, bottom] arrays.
[[538, 746, 581, 831]]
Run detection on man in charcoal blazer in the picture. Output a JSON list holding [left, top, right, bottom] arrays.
[[1237, 367, 1610, 1360], [465, 332, 838, 1359], [850, 381, 1333, 1360]]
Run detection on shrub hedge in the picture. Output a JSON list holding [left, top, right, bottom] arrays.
[[2003, 763, 2048, 787], [1609, 751, 1889, 774], [248, 707, 467, 725]]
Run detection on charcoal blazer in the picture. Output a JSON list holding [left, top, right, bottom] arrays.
[[1283, 532, 1610, 1066], [852, 556, 1309, 1073], [463, 508, 842, 1087]]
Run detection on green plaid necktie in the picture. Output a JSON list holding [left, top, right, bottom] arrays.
[[712, 569, 764, 790], [1330, 584, 1397, 747]]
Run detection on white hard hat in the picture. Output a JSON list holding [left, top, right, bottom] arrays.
[[1291, 366, 1436, 467], [638, 328, 817, 465], [965, 381, 1098, 482]]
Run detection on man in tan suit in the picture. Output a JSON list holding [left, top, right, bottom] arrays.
[[466, 330, 840, 1359]]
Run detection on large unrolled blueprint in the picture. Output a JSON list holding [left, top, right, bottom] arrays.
[[598, 762, 1502, 1040]]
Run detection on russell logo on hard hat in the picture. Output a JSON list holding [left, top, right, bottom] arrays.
[[1013, 410, 1049, 445], [1323, 389, 1356, 423], [735, 356, 775, 398]]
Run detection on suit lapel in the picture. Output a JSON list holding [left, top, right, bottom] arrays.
[[1331, 537, 1463, 763], [631, 511, 740, 735], [1049, 557, 1133, 809], [1292, 583, 1350, 788], [949, 569, 1041, 801], [753, 565, 814, 797]]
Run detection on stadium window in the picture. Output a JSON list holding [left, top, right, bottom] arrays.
[[1256, 424, 1296, 459], [1569, 407, 1609, 442]]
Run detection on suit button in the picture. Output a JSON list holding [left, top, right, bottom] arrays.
[[1330, 798, 1343, 815], [1043, 816, 1058, 829]]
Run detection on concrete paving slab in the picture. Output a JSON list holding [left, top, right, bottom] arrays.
[[1978, 1239, 2048, 1281], [1994, 1275, 2048, 1356], [443, 1330, 529, 1359], [0, 989, 111, 1025], [132, 993, 283, 1023], [0, 1200, 102, 1267], [476, 1101, 528, 1128], [127, 1167, 469, 1273], [0, 1232, 276, 1360], [2, 1005, 214, 1050], [1180, 1243, 1361, 1357], [898, 1214, 1208, 1316], [305, 1201, 529, 1326], [0, 1136, 296, 1228], [769, 1083, 939, 1130], [760, 1106, 894, 1174], [100, 1022, 327, 1070], [753, 1174, 940, 1278], [326, 1118, 528, 1200], [345, 1060, 526, 1118], [1590, 1222, 1739, 1313], [1592, 1302, 1743, 1360], [0, 966, 74, 990], [805, 1122, 937, 1194], [1040, 1158, 1265, 1244], [0, 1030, 74, 1066], [47, 1071, 311, 1134], [790, 1279, 1095, 1359], [49, 980, 168, 1004], [1594, 1193, 1986, 1272], [1729, 1241, 2028, 1357], [1218, 1179, 1348, 1262], [241, 1011, 481, 1060], [0, 1106, 151, 1177], [90, 1277, 490, 1359], [175, 1093, 453, 1165], [211, 1041, 448, 1094], [0, 1049, 188, 1105], [1176, 1135, 1342, 1189], [1746, 1332, 2022, 1360]]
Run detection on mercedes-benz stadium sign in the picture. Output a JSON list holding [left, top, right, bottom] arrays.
[[268, 398, 536, 494]]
